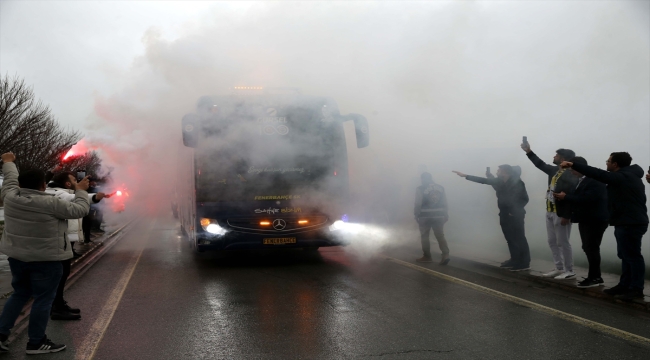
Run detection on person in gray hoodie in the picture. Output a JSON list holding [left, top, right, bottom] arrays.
[[0, 152, 90, 355]]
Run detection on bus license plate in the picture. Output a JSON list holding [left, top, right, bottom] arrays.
[[263, 237, 297, 245]]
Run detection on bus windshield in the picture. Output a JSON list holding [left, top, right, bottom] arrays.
[[195, 104, 347, 203]]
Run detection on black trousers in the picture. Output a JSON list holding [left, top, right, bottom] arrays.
[[53, 259, 71, 308], [499, 214, 530, 267], [82, 214, 92, 243], [578, 220, 608, 279]]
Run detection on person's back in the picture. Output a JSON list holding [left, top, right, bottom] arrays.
[[1, 169, 89, 262], [0, 152, 90, 354], [414, 173, 450, 265], [605, 165, 648, 226]]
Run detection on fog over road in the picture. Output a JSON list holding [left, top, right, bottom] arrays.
[[5, 214, 650, 360]]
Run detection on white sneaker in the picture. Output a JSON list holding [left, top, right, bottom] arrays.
[[541, 269, 563, 278], [554, 271, 576, 280]]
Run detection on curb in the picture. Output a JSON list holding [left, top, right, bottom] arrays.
[[455, 255, 650, 312], [5, 219, 137, 344]]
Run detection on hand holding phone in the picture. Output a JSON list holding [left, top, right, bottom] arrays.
[[521, 136, 531, 153]]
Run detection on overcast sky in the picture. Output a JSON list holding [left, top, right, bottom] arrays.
[[1, 1, 218, 129]]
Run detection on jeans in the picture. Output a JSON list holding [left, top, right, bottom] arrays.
[[0, 259, 63, 344], [614, 225, 648, 291], [545, 212, 573, 272], [499, 214, 531, 267], [418, 218, 450, 257], [578, 220, 608, 279]]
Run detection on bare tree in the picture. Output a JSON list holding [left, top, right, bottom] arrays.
[[0, 74, 81, 171], [56, 150, 104, 179]]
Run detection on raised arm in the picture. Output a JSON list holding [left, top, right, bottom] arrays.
[[1, 154, 19, 202], [52, 191, 91, 219], [525, 151, 557, 176], [567, 162, 625, 185]]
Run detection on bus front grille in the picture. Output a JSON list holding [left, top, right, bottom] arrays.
[[226, 216, 328, 232]]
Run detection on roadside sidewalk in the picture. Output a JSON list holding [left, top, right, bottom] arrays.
[[413, 238, 650, 310]]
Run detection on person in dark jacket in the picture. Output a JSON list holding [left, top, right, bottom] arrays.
[[522, 141, 578, 280], [453, 165, 531, 271], [553, 157, 608, 288], [414, 172, 450, 265], [561, 152, 648, 301]]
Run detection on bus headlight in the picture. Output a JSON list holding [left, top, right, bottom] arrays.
[[329, 220, 346, 231], [329, 220, 364, 234], [200, 218, 227, 235]]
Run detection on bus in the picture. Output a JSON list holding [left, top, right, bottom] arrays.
[[176, 88, 369, 252]]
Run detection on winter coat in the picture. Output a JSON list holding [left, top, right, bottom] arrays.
[[570, 163, 648, 226], [526, 151, 578, 218], [465, 175, 529, 217], [563, 177, 609, 223], [0, 163, 90, 262], [45, 184, 97, 242], [414, 183, 448, 220]]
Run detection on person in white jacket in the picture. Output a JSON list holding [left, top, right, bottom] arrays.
[[45, 172, 107, 320]]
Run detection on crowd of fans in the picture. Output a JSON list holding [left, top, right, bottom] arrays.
[[415, 139, 648, 302]]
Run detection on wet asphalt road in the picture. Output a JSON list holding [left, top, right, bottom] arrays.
[[4, 215, 650, 359]]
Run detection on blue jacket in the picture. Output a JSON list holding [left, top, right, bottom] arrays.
[[563, 177, 608, 223]]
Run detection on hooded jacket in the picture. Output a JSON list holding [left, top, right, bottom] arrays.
[[526, 151, 578, 218], [465, 173, 529, 217], [0, 163, 90, 262], [570, 163, 648, 226]]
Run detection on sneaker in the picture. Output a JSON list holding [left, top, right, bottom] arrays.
[[554, 271, 576, 280], [440, 254, 450, 266], [577, 278, 604, 288], [603, 284, 628, 296], [615, 289, 644, 301], [500, 260, 514, 269], [416, 256, 433, 263], [0, 333, 8, 352], [50, 309, 81, 321], [541, 269, 564, 278], [510, 265, 531, 272], [25, 337, 66, 354]]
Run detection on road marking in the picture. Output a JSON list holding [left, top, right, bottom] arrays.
[[75, 219, 156, 360], [381, 255, 650, 347]]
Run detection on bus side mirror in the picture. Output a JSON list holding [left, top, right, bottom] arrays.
[[182, 114, 199, 148], [343, 114, 369, 148]]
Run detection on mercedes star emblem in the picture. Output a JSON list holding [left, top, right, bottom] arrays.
[[273, 219, 286, 230]]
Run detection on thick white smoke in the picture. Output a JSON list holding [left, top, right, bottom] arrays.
[[81, 2, 648, 264]]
